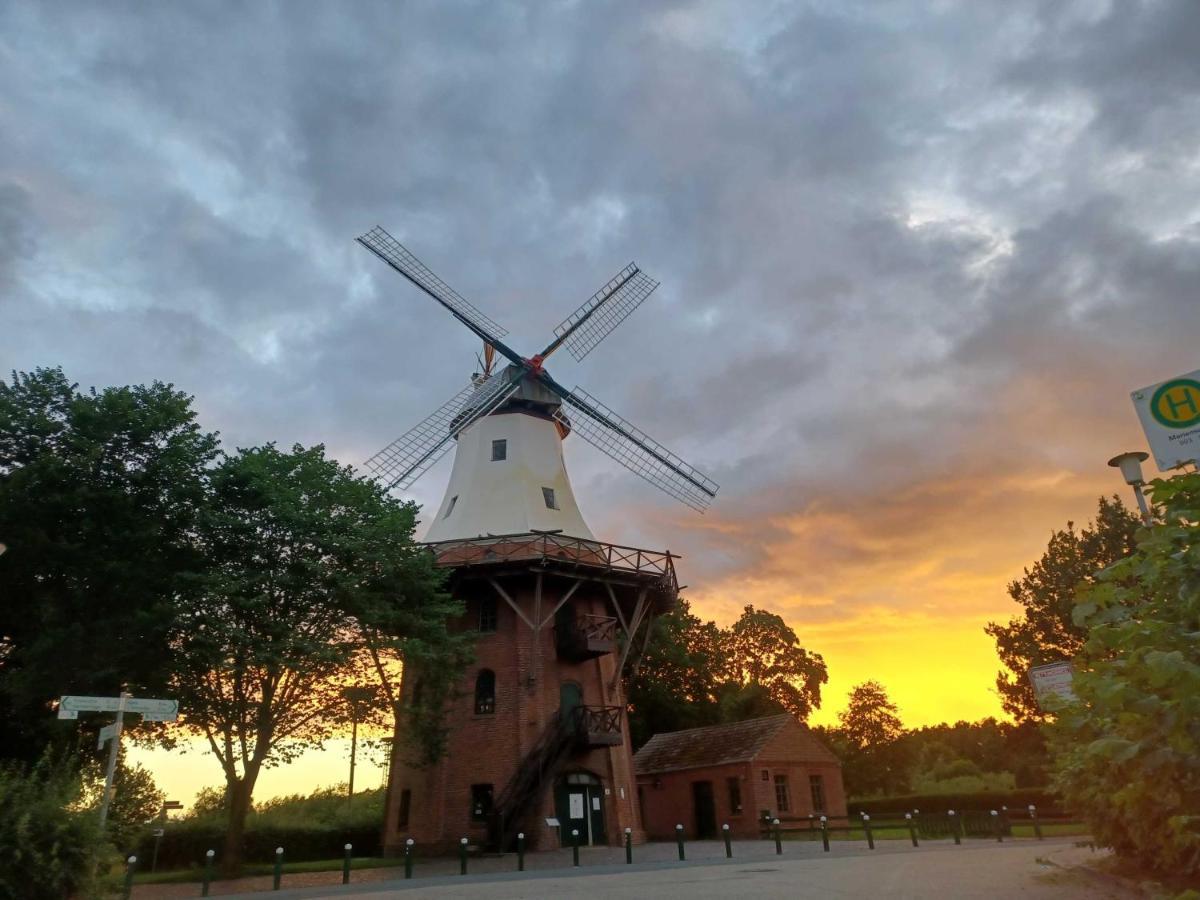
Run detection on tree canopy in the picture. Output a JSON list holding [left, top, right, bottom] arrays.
[[985, 495, 1139, 721], [0, 367, 219, 761]]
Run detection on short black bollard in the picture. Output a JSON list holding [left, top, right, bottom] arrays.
[[675, 823, 686, 861], [905, 813, 919, 847], [273, 847, 284, 891], [517, 832, 526, 871], [773, 818, 782, 855], [122, 856, 136, 900], [572, 829, 581, 867], [820, 816, 830, 852], [404, 838, 414, 879], [949, 810, 961, 845], [991, 810, 1002, 843], [1029, 804, 1043, 840], [202, 849, 215, 897], [723, 823, 732, 858], [342, 843, 353, 885], [862, 814, 875, 850], [460, 837, 469, 874], [625, 827, 633, 864]]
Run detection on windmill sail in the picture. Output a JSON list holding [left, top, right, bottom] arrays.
[[547, 264, 659, 362], [365, 373, 521, 490], [553, 386, 719, 512]]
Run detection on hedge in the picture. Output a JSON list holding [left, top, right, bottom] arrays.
[[135, 823, 383, 870], [847, 788, 1066, 819]]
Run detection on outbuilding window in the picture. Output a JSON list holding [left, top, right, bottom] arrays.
[[474, 669, 495, 715], [727, 777, 742, 814], [809, 775, 826, 813], [774, 774, 790, 812]]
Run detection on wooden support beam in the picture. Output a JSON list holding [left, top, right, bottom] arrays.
[[609, 587, 648, 691], [488, 577, 534, 630], [538, 578, 584, 630], [605, 582, 629, 634]]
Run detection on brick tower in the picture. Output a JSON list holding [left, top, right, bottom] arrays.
[[351, 225, 717, 855]]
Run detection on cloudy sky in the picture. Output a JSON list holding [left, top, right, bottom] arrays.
[[4, 0, 1199, 798]]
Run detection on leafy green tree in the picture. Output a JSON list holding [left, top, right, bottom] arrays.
[[829, 681, 910, 797], [624, 600, 726, 748], [165, 443, 463, 874], [80, 754, 165, 853], [986, 496, 1139, 721], [1050, 472, 1200, 877], [723, 605, 828, 721], [0, 367, 219, 762]]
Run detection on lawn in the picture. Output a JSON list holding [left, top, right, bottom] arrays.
[[133, 856, 406, 885]]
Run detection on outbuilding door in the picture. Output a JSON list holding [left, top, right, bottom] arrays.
[[692, 781, 717, 838]]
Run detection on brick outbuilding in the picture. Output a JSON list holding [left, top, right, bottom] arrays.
[[634, 714, 846, 840]]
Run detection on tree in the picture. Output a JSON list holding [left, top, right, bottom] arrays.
[[830, 681, 909, 797], [723, 605, 828, 721], [624, 600, 726, 748], [0, 367, 219, 762], [1050, 472, 1200, 878], [166, 443, 463, 874], [986, 496, 1139, 721], [80, 754, 165, 853]]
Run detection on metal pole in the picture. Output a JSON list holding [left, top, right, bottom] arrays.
[[348, 714, 358, 805], [572, 829, 581, 867], [460, 837, 468, 874], [1132, 484, 1152, 525], [905, 812, 918, 847], [201, 849, 214, 896], [863, 814, 874, 850], [675, 823, 685, 860], [122, 856, 136, 900], [98, 692, 129, 830], [517, 832, 525, 871], [773, 818, 781, 855], [949, 810, 961, 845], [273, 847, 283, 890], [991, 810, 1002, 842], [1029, 805, 1043, 840], [820, 815, 829, 852], [404, 838, 413, 879]]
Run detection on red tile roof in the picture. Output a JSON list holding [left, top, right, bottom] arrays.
[[634, 713, 838, 775]]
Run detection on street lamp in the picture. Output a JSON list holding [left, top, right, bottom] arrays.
[[342, 685, 376, 806], [1107, 451, 1152, 525]]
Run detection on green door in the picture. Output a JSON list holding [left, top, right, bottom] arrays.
[[560, 681, 582, 719]]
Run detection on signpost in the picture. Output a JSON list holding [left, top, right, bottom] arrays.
[[1029, 661, 1075, 709], [1132, 369, 1200, 472], [56, 694, 178, 829]]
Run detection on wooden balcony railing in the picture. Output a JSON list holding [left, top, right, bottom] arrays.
[[570, 705, 623, 748], [556, 614, 618, 660]]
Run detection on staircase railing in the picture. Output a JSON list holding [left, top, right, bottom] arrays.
[[487, 711, 576, 851]]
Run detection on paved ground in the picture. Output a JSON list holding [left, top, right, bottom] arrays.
[[134, 837, 1140, 899]]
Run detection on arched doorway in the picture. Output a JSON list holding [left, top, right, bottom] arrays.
[[554, 771, 606, 846]]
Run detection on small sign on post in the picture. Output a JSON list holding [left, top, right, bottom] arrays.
[[1132, 369, 1200, 472], [1029, 661, 1075, 708]]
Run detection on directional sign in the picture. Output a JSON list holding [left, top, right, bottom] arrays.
[[163, 800, 184, 811], [1132, 368, 1200, 472], [58, 695, 178, 720], [97, 722, 119, 750]]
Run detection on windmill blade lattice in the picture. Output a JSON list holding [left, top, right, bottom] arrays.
[[554, 386, 719, 512], [365, 373, 521, 490], [357, 226, 514, 352], [549, 264, 659, 362]]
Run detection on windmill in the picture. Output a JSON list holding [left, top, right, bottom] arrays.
[[356, 226, 719, 520]]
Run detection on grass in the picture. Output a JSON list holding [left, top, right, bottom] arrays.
[[778, 821, 1090, 843], [133, 856, 407, 885]]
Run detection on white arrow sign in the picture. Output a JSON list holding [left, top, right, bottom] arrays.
[[98, 722, 119, 750]]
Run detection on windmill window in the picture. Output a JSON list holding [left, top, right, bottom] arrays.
[[444, 495, 458, 518], [542, 487, 558, 509], [491, 439, 507, 461], [478, 597, 497, 633], [474, 669, 495, 715]]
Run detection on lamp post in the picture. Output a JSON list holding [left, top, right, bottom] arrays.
[[1107, 451, 1152, 525]]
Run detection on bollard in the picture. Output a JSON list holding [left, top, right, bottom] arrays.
[[949, 810, 961, 845], [517, 832, 526, 871], [202, 849, 215, 897], [273, 847, 284, 891], [572, 829, 581, 867], [820, 815, 829, 852], [122, 856, 136, 900], [991, 810, 1002, 843], [404, 838, 414, 879], [773, 818, 782, 855], [460, 837, 469, 874], [675, 823, 686, 861], [1029, 804, 1043, 840], [342, 843, 353, 885], [905, 813, 918, 848], [862, 814, 874, 850], [625, 827, 633, 865], [723, 823, 732, 858]]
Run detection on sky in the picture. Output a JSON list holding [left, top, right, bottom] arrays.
[[3, 0, 1199, 805]]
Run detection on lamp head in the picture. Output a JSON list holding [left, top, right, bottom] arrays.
[[1107, 451, 1149, 486]]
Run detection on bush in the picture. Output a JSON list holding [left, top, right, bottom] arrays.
[[0, 755, 117, 899]]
